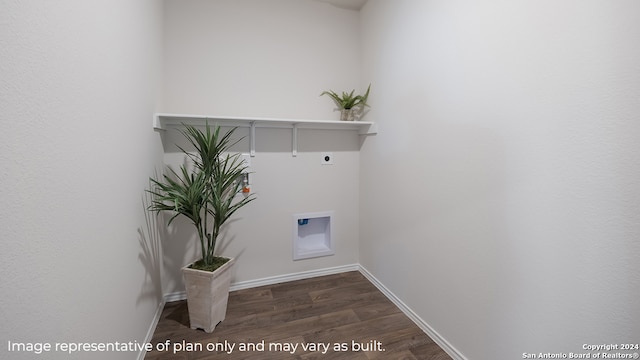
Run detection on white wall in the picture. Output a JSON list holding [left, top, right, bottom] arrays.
[[163, 0, 362, 119], [5, 1, 636, 359], [360, 1, 640, 359], [0, 0, 164, 359], [160, 0, 363, 293]]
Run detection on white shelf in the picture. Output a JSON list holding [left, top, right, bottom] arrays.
[[153, 113, 377, 157]]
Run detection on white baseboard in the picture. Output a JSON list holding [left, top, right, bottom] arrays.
[[163, 290, 186, 302], [161, 263, 361, 302], [357, 265, 467, 360], [137, 298, 166, 360], [230, 263, 360, 291], [147, 263, 465, 360]]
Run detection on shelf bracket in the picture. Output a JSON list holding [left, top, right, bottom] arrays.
[[292, 124, 298, 157], [250, 121, 256, 157]]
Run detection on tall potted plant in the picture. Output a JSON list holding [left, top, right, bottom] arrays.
[[320, 84, 371, 121], [147, 122, 255, 333]]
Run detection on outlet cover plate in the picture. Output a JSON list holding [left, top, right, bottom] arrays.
[[321, 152, 333, 165]]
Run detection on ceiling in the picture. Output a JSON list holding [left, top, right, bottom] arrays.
[[314, 0, 368, 11]]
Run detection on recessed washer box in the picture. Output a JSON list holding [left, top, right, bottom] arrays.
[[292, 211, 334, 260]]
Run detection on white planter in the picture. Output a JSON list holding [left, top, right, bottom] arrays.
[[181, 257, 235, 333], [340, 108, 355, 121]]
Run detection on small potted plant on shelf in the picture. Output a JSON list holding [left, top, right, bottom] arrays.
[[320, 84, 371, 121], [147, 122, 255, 333]]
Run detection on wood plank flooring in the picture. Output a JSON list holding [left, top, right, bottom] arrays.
[[145, 271, 451, 359]]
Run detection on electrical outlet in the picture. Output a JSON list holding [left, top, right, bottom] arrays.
[[321, 152, 333, 165]]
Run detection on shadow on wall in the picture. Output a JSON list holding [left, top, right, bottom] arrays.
[[142, 160, 247, 295], [137, 185, 164, 306]]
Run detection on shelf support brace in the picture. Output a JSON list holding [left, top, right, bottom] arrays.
[[292, 124, 298, 157], [250, 121, 256, 157]]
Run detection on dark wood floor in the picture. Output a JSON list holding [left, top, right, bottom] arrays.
[[145, 271, 451, 359]]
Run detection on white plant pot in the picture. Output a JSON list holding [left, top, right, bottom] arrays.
[[181, 257, 235, 333], [340, 108, 355, 121]]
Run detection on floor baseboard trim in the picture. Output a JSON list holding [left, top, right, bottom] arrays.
[[137, 298, 166, 360], [358, 265, 467, 360], [156, 263, 465, 360], [162, 263, 361, 303], [230, 263, 360, 291], [164, 290, 186, 302]]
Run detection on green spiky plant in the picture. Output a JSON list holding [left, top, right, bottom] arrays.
[[320, 84, 371, 110], [147, 123, 255, 272]]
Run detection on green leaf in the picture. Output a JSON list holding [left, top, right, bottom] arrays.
[[320, 84, 371, 110], [146, 122, 256, 267]]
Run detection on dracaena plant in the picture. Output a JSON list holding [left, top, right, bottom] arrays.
[[320, 84, 371, 109], [147, 123, 255, 272]]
